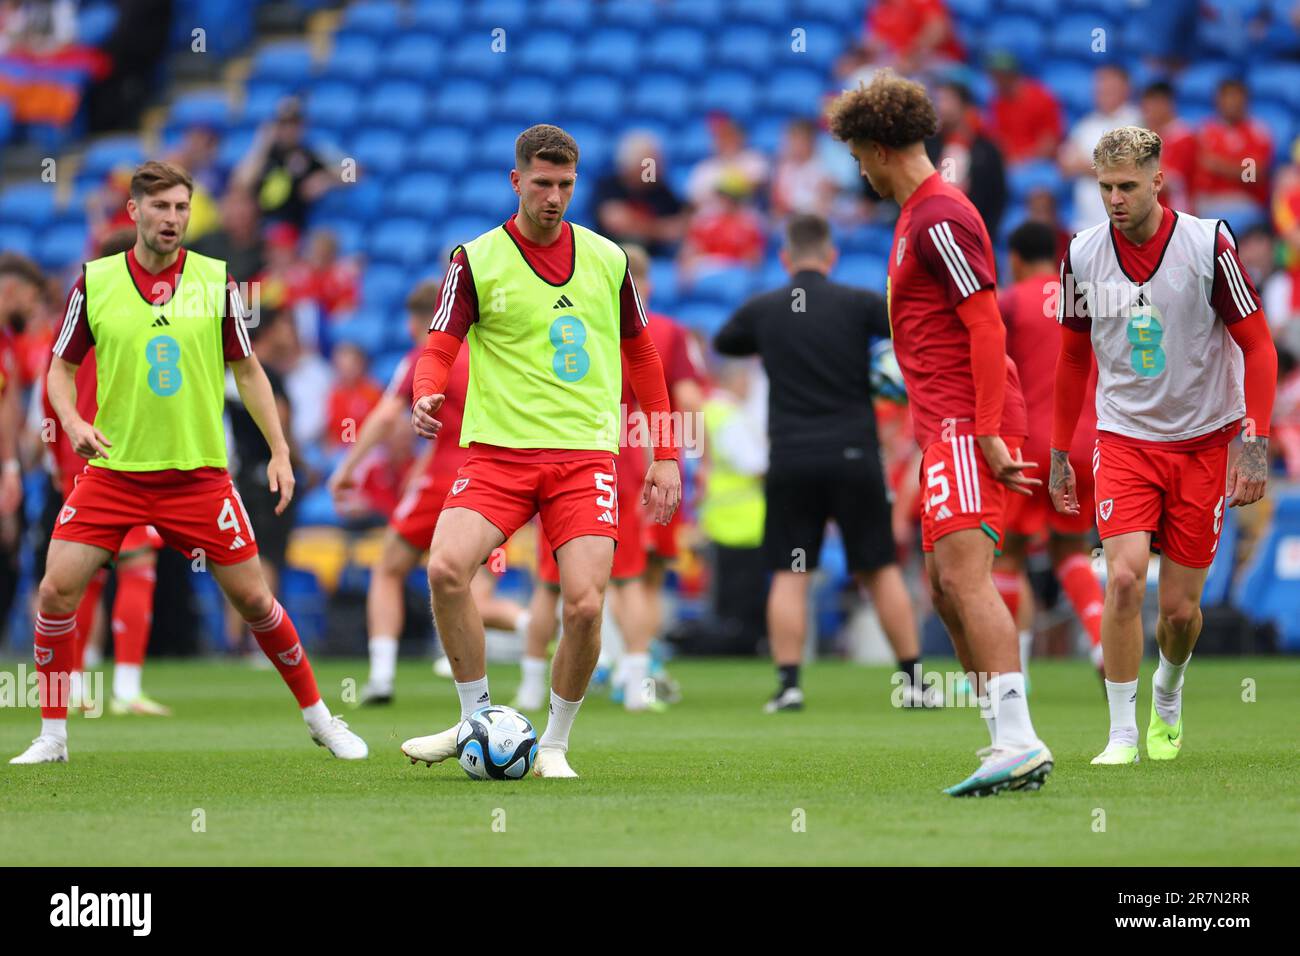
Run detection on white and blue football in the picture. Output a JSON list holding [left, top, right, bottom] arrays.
[[869, 339, 907, 404], [455, 705, 538, 780]]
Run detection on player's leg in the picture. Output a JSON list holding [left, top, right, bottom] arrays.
[[472, 558, 528, 633], [361, 527, 422, 704], [208, 553, 366, 759], [992, 532, 1034, 676], [108, 532, 170, 716], [1048, 531, 1106, 678], [10, 539, 114, 763], [535, 533, 615, 777], [609, 576, 659, 710], [70, 567, 107, 709], [514, 579, 559, 712], [1091, 530, 1151, 765]]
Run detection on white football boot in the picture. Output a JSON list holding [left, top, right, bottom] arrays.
[[402, 724, 460, 765], [310, 716, 369, 759], [10, 735, 69, 764], [532, 746, 578, 778]]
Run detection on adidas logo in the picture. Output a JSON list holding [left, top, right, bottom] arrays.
[[151, 316, 171, 327], [935, 504, 953, 521], [477, 692, 490, 703], [552, 294, 574, 309], [230, 535, 247, 549], [1001, 689, 1021, 700], [597, 510, 614, 524], [1129, 692, 1138, 703]]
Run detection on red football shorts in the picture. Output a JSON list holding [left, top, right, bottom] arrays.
[[536, 480, 646, 586], [920, 435, 1023, 552], [52, 467, 258, 565], [442, 454, 621, 552], [390, 468, 454, 552], [1004, 440, 1095, 539], [1092, 436, 1229, 568]]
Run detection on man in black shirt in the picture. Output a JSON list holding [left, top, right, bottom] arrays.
[[232, 97, 338, 231], [714, 214, 936, 712]]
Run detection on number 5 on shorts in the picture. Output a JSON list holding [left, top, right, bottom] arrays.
[[926, 462, 950, 510], [595, 473, 615, 509]]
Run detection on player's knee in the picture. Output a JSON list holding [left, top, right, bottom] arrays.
[[36, 575, 79, 616], [1106, 566, 1143, 613], [1159, 599, 1200, 634], [562, 590, 603, 632], [426, 551, 470, 595]]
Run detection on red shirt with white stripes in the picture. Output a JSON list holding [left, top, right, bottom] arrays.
[[53, 248, 252, 364], [887, 171, 1026, 448]]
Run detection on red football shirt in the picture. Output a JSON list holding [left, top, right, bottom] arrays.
[[1194, 118, 1271, 205], [887, 171, 1027, 449], [391, 339, 473, 481]]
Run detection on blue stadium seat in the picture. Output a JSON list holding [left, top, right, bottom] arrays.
[[79, 135, 146, 182], [698, 72, 758, 117], [632, 74, 694, 121], [728, 0, 794, 28], [1040, 63, 1096, 116], [560, 75, 625, 123], [1232, 491, 1300, 649], [371, 348, 407, 391], [241, 81, 293, 125], [791, 0, 861, 21], [365, 81, 428, 129], [1007, 160, 1065, 202], [776, 22, 846, 69], [215, 126, 258, 173], [496, 76, 559, 122], [453, 170, 514, 217], [661, 0, 725, 27], [313, 177, 384, 222], [0, 185, 56, 225], [368, 219, 432, 268], [558, 121, 611, 173], [582, 28, 640, 75], [78, 1, 119, 45], [380, 33, 443, 82], [685, 266, 753, 305], [762, 68, 825, 116], [469, 0, 530, 32], [715, 25, 773, 72], [412, 125, 475, 171], [324, 34, 380, 82], [675, 301, 730, 336], [309, 218, 364, 256], [409, 0, 467, 35], [438, 216, 501, 254], [832, 254, 887, 294], [350, 128, 409, 175], [168, 92, 232, 132], [35, 223, 88, 271], [673, 118, 717, 168], [360, 264, 410, 311], [340, 1, 405, 37], [944, 0, 993, 20], [305, 83, 361, 132], [249, 41, 315, 85], [432, 79, 493, 123], [1252, 101, 1295, 161], [648, 257, 680, 309], [981, 17, 1045, 65], [1049, 14, 1117, 61], [1247, 62, 1300, 109], [646, 28, 709, 75], [1177, 61, 1235, 106], [385, 172, 451, 219], [534, 0, 596, 31], [295, 486, 341, 528], [746, 115, 787, 156], [474, 125, 522, 169], [995, 0, 1047, 16], [0, 225, 33, 257], [445, 38, 511, 78], [0, 100, 12, 148], [518, 31, 577, 77]]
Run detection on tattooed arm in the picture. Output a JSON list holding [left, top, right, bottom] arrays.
[[1227, 435, 1269, 508], [1048, 447, 1079, 516]]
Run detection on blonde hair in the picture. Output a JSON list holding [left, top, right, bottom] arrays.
[[1093, 126, 1162, 170]]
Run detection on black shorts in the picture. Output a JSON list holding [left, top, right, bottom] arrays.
[[763, 451, 894, 574]]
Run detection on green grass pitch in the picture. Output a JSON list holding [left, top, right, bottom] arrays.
[[0, 657, 1295, 865]]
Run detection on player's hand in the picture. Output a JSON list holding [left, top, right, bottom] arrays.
[[1227, 436, 1269, 508], [67, 419, 112, 461], [976, 434, 1040, 497], [411, 394, 444, 440], [642, 458, 682, 525], [326, 460, 356, 502], [267, 448, 295, 516], [1047, 447, 1080, 515]]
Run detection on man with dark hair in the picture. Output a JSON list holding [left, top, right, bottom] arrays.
[[925, 81, 1007, 236], [1139, 81, 1196, 212], [232, 97, 338, 230], [1195, 79, 1273, 228], [827, 70, 1054, 796], [11, 160, 367, 763], [715, 212, 937, 713], [401, 124, 681, 778]]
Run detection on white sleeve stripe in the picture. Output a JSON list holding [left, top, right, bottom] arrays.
[[1218, 250, 1258, 318], [431, 262, 461, 332], [230, 286, 252, 356], [1217, 251, 1250, 317], [928, 223, 976, 297], [54, 288, 83, 356], [940, 221, 982, 293], [628, 271, 648, 327]]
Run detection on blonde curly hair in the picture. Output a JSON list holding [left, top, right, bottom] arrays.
[[1093, 126, 1162, 170]]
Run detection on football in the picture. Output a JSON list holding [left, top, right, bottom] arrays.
[[869, 339, 907, 404], [455, 706, 538, 780]]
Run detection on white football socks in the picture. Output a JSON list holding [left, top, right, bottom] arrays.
[[42, 718, 68, 742], [301, 699, 332, 735], [538, 691, 582, 752], [622, 652, 650, 710], [518, 655, 546, 696], [513, 609, 532, 641], [978, 695, 997, 747], [1153, 648, 1189, 725], [1018, 630, 1033, 672], [988, 672, 1038, 749], [113, 663, 142, 701], [1104, 678, 1139, 746], [456, 676, 490, 719], [369, 635, 398, 690]]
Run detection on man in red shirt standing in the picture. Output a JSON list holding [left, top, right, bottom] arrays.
[[828, 71, 1053, 797], [1194, 79, 1273, 229], [1140, 81, 1197, 213], [984, 51, 1064, 165]]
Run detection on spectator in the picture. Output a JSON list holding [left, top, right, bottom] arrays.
[[244, 296, 331, 451], [770, 118, 839, 221], [324, 342, 383, 448], [1059, 64, 1142, 230], [284, 228, 360, 347], [232, 96, 339, 230], [1238, 224, 1278, 290], [685, 114, 769, 210], [592, 131, 689, 257], [925, 80, 1007, 235], [0, 1, 76, 55], [1139, 81, 1196, 212], [191, 188, 265, 287], [837, 0, 964, 80], [678, 176, 767, 277], [164, 124, 223, 241], [1194, 79, 1273, 229], [984, 51, 1064, 164], [85, 165, 136, 252], [1023, 187, 1073, 264]]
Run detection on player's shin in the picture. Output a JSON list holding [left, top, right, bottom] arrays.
[[248, 600, 322, 710], [34, 612, 78, 728]]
